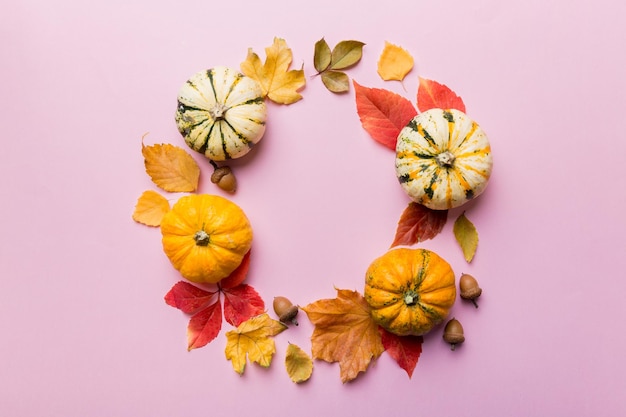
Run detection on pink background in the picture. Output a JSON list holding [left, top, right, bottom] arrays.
[[2, 0, 625, 415]]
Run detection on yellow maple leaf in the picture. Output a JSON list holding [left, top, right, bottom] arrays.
[[285, 343, 313, 383], [240, 37, 306, 104], [302, 289, 384, 383], [132, 190, 170, 226], [377, 41, 414, 82], [225, 313, 287, 375], [142, 142, 200, 193]]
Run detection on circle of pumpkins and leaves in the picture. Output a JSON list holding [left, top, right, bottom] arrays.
[[132, 37, 493, 383]]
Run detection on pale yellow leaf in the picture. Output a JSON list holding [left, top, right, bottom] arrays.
[[240, 37, 306, 105], [225, 313, 287, 375], [142, 142, 200, 192], [377, 41, 414, 81], [285, 343, 313, 383], [132, 190, 170, 226], [453, 212, 479, 263]]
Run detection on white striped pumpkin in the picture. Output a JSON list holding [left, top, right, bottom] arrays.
[[395, 109, 493, 210], [175, 66, 266, 161]]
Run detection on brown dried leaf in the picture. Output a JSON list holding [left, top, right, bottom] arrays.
[[321, 70, 350, 93], [329, 40, 365, 70], [313, 38, 332, 73], [132, 190, 170, 226], [142, 142, 200, 192], [302, 289, 384, 383]]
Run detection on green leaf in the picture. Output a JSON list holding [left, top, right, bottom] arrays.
[[313, 38, 331, 73], [330, 40, 365, 70], [321, 70, 350, 93], [453, 212, 479, 263]]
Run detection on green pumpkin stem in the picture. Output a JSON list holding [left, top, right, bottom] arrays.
[[403, 290, 419, 306]]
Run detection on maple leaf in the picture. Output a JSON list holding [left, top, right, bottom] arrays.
[[417, 77, 466, 113], [354, 81, 417, 150], [142, 141, 200, 193], [377, 41, 414, 82], [132, 190, 170, 227], [302, 289, 384, 383], [391, 202, 448, 247], [380, 328, 422, 378], [225, 313, 287, 375], [285, 343, 313, 383], [453, 212, 479, 262], [240, 37, 306, 104]]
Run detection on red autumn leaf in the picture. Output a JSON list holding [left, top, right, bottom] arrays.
[[354, 80, 417, 150], [164, 281, 217, 314], [219, 250, 251, 289], [391, 202, 448, 247], [222, 284, 265, 327], [380, 328, 423, 378], [417, 77, 466, 113], [187, 298, 222, 350]]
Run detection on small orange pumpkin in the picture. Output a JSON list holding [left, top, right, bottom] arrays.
[[364, 248, 456, 336], [160, 194, 252, 283]]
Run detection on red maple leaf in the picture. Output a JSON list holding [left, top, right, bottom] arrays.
[[417, 77, 466, 113], [354, 80, 417, 150], [164, 250, 265, 350], [380, 327, 423, 378], [391, 202, 448, 247]]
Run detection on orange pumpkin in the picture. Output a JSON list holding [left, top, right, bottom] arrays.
[[160, 194, 252, 283], [364, 248, 456, 336]]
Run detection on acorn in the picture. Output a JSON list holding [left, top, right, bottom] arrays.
[[459, 273, 482, 308], [273, 296, 299, 326], [210, 163, 237, 193], [443, 318, 465, 351]]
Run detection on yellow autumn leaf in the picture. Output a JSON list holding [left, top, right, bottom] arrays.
[[142, 142, 200, 192], [132, 190, 170, 226], [225, 313, 287, 375], [453, 212, 479, 262], [377, 41, 414, 82], [240, 37, 306, 105], [285, 343, 313, 383]]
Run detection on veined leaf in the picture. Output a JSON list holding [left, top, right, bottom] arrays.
[[313, 38, 331, 73], [329, 40, 365, 70], [377, 41, 414, 82], [453, 212, 479, 262]]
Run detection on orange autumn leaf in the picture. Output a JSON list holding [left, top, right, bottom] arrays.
[[417, 77, 466, 113], [240, 37, 306, 104], [377, 41, 414, 82], [142, 142, 200, 192], [132, 190, 170, 226], [354, 81, 417, 150], [302, 288, 384, 383], [391, 202, 448, 247]]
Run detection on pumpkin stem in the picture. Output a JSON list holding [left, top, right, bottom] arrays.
[[194, 230, 210, 246], [209, 103, 229, 121], [403, 290, 419, 306], [436, 151, 456, 168]]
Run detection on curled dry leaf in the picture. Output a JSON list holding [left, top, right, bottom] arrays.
[[391, 202, 448, 247], [132, 190, 170, 227], [417, 77, 466, 113], [240, 37, 306, 105], [285, 343, 313, 383], [142, 142, 200, 193], [453, 212, 479, 262], [225, 313, 287, 375], [354, 81, 417, 150], [377, 41, 414, 82], [302, 288, 384, 383]]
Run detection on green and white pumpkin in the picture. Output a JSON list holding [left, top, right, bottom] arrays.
[[395, 108, 493, 210], [175, 66, 266, 161]]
